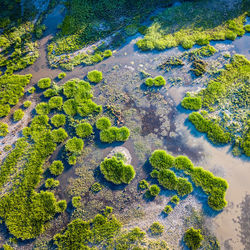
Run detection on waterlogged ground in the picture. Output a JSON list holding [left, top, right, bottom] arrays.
[[1, 3, 250, 250]]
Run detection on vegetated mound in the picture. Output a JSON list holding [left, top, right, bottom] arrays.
[[136, 1, 248, 51], [100, 156, 136, 185], [149, 150, 228, 210], [181, 54, 250, 156]]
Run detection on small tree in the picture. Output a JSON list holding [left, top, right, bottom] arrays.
[[184, 227, 203, 250], [0, 122, 9, 137], [76, 122, 93, 138], [38, 78, 51, 89], [72, 196, 81, 208], [149, 184, 160, 197], [87, 70, 103, 83], [65, 137, 84, 153], [50, 160, 64, 175], [51, 114, 66, 127], [96, 117, 111, 130], [13, 109, 24, 121], [51, 128, 68, 143], [149, 222, 164, 235], [23, 100, 32, 108]]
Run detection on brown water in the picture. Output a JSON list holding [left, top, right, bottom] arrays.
[[3, 4, 250, 249]]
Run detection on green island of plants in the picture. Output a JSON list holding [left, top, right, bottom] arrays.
[[149, 222, 164, 235], [13, 109, 24, 121], [163, 205, 173, 215], [184, 227, 204, 250], [100, 156, 136, 185], [99, 126, 130, 143], [76, 122, 93, 138], [0, 122, 9, 137], [181, 97, 202, 111], [45, 178, 60, 189], [37, 77, 51, 89], [87, 70, 103, 83], [96, 117, 111, 130], [149, 150, 228, 210], [0, 74, 32, 117], [182, 54, 250, 156], [136, 1, 248, 51], [145, 76, 166, 87]]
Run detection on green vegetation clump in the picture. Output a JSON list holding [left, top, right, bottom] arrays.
[[57, 200, 67, 213], [58, 72, 67, 79], [51, 114, 66, 127], [149, 222, 164, 235], [181, 97, 202, 110], [139, 179, 149, 190], [149, 184, 161, 197], [50, 160, 64, 176], [145, 76, 166, 87], [44, 88, 58, 98], [23, 100, 32, 108], [100, 156, 135, 185], [176, 177, 193, 196], [170, 195, 180, 204], [68, 155, 77, 165], [163, 205, 173, 215], [174, 156, 194, 171], [28, 87, 35, 94], [158, 169, 178, 190], [49, 96, 63, 110], [45, 178, 60, 188], [91, 182, 102, 192], [13, 109, 24, 121], [87, 70, 103, 83], [241, 130, 250, 156], [136, 1, 247, 51], [65, 137, 84, 153], [96, 117, 111, 130], [37, 78, 51, 89], [51, 128, 68, 143], [100, 126, 130, 143], [76, 122, 93, 138], [149, 150, 175, 170], [35, 102, 50, 115], [72, 196, 81, 208], [245, 24, 250, 32], [0, 122, 9, 137], [0, 74, 32, 117], [184, 227, 204, 250]]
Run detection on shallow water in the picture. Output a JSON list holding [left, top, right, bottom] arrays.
[[9, 4, 250, 249]]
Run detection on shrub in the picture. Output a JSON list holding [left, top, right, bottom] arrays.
[[51, 128, 68, 143], [50, 160, 64, 175], [91, 182, 102, 192], [100, 127, 130, 143], [23, 100, 32, 108], [145, 76, 166, 87], [139, 179, 149, 190], [103, 50, 112, 57], [87, 70, 103, 83], [28, 87, 35, 94], [37, 78, 51, 89], [56, 200, 67, 213], [58, 72, 66, 79], [51, 114, 66, 127], [76, 122, 93, 138], [44, 88, 58, 97], [0, 122, 8, 137], [149, 150, 175, 170], [35, 102, 50, 115], [63, 99, 77, 116], [157, 169, 178, 190], [170, 195, 180, 204], [0, 104, 10, 117], [245, 24, 250, 32], [181, 39, 195, 49], [225, 31, 237, 40], [45, 178, 60, 188], [49, 96, 63, 110], [96, 117, 111, 130], [72, 196, 81, 208], [241, 131, 250, 156], [149, 222, 164, 235], [174, 156, 194, 171], [163, 205, 173, 215], [176, 178, 193, 196], [149, 184, 161, 197], [68, 155, 77, 165], [181, 97, 202, 110], [13, 109, 24, 121], [184, 227, 203, 250], [65, 137, 84, 153], [150, 169, 159, 178], [100, 156, 136, 184]]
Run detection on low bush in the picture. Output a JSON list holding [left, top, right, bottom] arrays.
[[65, 137, 84, 153], [174, 156, 194, 171], [51, 128, 68, 143], [72, 196, 81, 208], [181, 97, 202, 110], [100, 156, 136, 184], [145, 76, 166, 87], [184, 227, 203, 250], [51, 114, 66, 127], [50, 160, 64, 176], [150, 169, 159, 178], [96, 117, 111, 130], [149, 150, 175, 170], [23, 100, 32, 108], [100, 127, 130, 143], [45, 178, 60, 188], [13, 109, 24, 121], [49, 96, 63, 110], [28, 87, 35, 94], [87, 70, 103, 83], [157, 169, 178, 190], [56, 200, 67, 213], [63, 99, 77, 116], [37, 78, 51, 89], [149, 222, 164, 235], [58, 72, 66, 79], [68, 155, 77, 165], [103, 50, 112, 58], [139, 179, 149, 190], [35, 102, 50, 115], [44, 88, 58, 98], [76, 122, 93, 138], [241, 131, 250, 157], [225, 31, 237, 40], [176, 177, 193, 196], [245, 24, 250, 32], [170, 195, 180, 204], [0, 122, 9, 137], [149, 184, 161, 197], [163, 205, 173, 215], [91, 182, 102, 192]]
